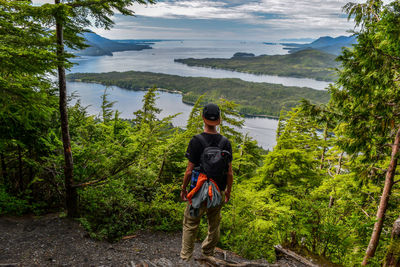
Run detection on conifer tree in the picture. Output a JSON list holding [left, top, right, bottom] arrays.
[[35, 0, 155, 217], [0, 0, 58, 193], [332, 0, 400, 264], [101, 87, 116, 123]]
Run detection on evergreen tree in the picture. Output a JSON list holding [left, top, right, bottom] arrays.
[[101, 87, 116, 123], [332, 0, 400, 264], [0, 0, 59, 196], [35, 0, 155, 217]]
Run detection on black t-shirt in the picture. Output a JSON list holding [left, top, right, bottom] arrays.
[[185, 132, 233, 190]]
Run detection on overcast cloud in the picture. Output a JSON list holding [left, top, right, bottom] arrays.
[[32, 0, 393, 41]]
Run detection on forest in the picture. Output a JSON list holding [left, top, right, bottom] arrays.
[[174, 49, 338, 82], [1, 0, 400, 266], [67, 71, 330, 117]]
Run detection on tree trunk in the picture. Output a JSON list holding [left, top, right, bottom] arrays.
[[384, 216, 400, 267], [0, 152, 7, 184], [362, 126, 400, 265], [28, 147, 33, 183], [17, 144, 23, 192], [328, 152, 343, 209], [320, 124, 328, 170], [237, 137, 245, 175], [155, 154, 166, 184], [336, 151, 344, 175], [328, 196, 335, 208], [55, 3, 78, 218]]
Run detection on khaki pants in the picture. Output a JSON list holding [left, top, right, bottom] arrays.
[[180, 193, 224, 260]]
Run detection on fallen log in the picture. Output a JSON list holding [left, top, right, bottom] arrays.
[[195, 256, 273, 267], [122, 234, 137, 240], [274, 245, 319, 267]]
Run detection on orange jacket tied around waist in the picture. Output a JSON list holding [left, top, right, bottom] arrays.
[[187, 173, 221, 208]]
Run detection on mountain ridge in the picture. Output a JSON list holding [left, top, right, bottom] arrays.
[[68, 31, 152, 56], [282, 35, 357, 55]]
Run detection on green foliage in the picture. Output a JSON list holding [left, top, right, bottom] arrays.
[[68, 88, 187, 239], [2, 1, 400, 265], [0, 186, 29, 215], [175, 49, 339, 82], [67, 71, 330, 117]]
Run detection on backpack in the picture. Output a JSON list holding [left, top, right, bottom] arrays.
[[195, 134, 231, 182]]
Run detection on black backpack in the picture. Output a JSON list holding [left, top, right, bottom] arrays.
[[195, 134, 231, 181]]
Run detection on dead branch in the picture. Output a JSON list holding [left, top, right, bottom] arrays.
[[121, 235, 137, 240], [195, 256, 272, 267], [274, 245, 319, 267], [352, 200, 370, 218], [72, 160, 136, 188]]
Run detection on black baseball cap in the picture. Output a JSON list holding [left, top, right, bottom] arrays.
[[202, 103, 221, 126]]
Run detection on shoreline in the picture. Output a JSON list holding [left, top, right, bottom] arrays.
[[67, 79, 280, 119], [174, 60, 335, 83]]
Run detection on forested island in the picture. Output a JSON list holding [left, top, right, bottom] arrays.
[[174, 49, 339, 82], [67, 71, 330, 117]]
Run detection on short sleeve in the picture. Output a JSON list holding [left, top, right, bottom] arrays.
[[185, 137, 202, 164], [224, 139, 233, 163]]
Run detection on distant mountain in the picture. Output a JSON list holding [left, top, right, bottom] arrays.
[[69, 31, 152, 56], [280, 37, 316, 43], [283, 35, 357, 55]]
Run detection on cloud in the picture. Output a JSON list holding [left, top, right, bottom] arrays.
[[127, 0, 363, 32], [129, 1, 254, 20], [30, 0, 395, 40]]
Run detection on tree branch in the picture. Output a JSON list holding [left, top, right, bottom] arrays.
[[72, 160, 136, 188], [67, 0, 154, 8], [353, 200, 370, 218]]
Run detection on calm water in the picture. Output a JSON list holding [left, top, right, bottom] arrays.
[[70, 40, 330, 90], [68, 82, 279, 150], [67, 39, 330, 149]]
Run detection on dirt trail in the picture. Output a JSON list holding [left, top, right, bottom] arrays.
[[0, 213, 283, 266]]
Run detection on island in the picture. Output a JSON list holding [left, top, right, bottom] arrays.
[[67, 71, 330, 117], [174, 49, 338, 82]]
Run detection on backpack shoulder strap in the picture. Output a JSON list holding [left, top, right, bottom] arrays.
[[217, 136, 228, 149], [194, 134, 209, 149]]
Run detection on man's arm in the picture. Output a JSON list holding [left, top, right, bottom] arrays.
[[225, 162, 233, 203], [181, 161, 195, 201]]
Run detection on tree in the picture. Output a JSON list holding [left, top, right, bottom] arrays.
[[0, 0, 59, 194], [101, 87, 116, 123], [331, 0, 400, 264], [35, 0, 155, 217]]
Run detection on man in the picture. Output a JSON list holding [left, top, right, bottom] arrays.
[[180, 103, 233, 263]]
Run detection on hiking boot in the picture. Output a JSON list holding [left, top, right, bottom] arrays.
[[178, 257, 197, 267]]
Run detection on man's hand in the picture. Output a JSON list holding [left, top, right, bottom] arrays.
[[181, 188, 188, 201], [225, 190, 231, 203]]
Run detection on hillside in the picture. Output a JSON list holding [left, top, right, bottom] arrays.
[[174, 49, 338, 81], [66, 70, 330, 117], [70, 31, 152, 56], [283, 35, 357, 55]]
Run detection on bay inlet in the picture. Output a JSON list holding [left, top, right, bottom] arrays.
[[68, 40, 330, 150]]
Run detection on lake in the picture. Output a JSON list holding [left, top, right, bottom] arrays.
[[68, 40, 329, 150], [68, 82, 279, 150]]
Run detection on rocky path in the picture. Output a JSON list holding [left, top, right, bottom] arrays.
[[0, 213, 285, 267]]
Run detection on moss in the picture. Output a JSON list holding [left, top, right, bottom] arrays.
[[384, 239, 400, 266]]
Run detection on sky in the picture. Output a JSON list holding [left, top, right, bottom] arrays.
[[32, 0, 384, 41]]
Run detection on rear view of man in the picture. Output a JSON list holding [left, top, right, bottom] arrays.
[[180, 103, 233, 263]]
